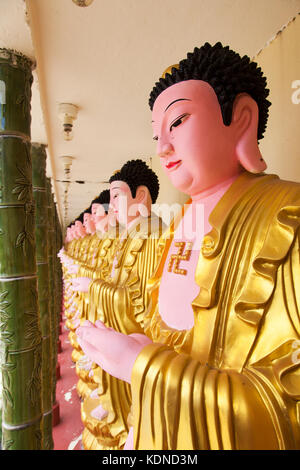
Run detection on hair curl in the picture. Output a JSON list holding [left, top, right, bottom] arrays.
[[71, 190, 111, 226], [109, 159, 159, 203], [89, 189, 110, 213], [75, 212, 84, 223], [149, 42, 271, 140]]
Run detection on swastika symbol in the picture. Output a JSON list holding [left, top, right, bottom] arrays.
[[168, 241, 193, 275]]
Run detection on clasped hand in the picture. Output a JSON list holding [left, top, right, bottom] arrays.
[[76, 320, 152, 383], [70, 277, 92, 292]]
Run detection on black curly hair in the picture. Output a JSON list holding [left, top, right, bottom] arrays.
[[89, 189, 110, 214], [109, 159, 159, 203], [75, 212, 84, 223], [149, 42, 271, 140], [71, 190, 111, 227]]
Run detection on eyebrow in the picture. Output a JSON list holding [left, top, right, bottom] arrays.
[[164, 98, 191, 112], [151, 98, 192, 123]]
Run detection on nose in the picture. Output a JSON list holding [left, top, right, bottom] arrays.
[[157, 142, 174, 158]]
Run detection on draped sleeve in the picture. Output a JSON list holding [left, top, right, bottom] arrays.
[[85, 219, 164, 447], [131, 343, 284, 449], [131, 174, 300, 450]]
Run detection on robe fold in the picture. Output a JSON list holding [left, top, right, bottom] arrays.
[[132, 172, 300, 450], [84, 214, 165, 448]]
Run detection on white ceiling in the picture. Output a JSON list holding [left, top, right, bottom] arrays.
[[1, 0, 300, 225]]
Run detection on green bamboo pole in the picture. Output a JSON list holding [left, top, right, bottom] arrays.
[[52, 196, 62, 407], [46, 178, 59, 422], [0, 357, 2, 446], [31, 143, 53, 449], [0, 49, 43, 450], [54, 204, 63, 344]]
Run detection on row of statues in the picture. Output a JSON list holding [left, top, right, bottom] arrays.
[[60, 42, 300, 450], [61, 159, 165, 449]]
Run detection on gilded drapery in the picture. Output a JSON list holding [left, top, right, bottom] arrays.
[[132, 173, 300, 450]]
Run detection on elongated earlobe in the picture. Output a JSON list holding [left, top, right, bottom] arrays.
[[233, 95, 267, 174], [135, 186, 151, 217], [138, 203, 149, 217]]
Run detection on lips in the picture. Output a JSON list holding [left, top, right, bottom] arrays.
[[166, 160, 182, 170]]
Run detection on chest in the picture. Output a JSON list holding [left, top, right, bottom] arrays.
[[158, 204, 210, 330]]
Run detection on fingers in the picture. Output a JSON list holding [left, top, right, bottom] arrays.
[[76, 325, 107, 347], [77, 336, 103, 368], [73, 319, 80, 328], [82, 320, 95, 328], [95, 320, 114, 332], [129, 333, 152, 346], [95, 320, 108, 330], [76, 324, 120, 353], [80, 320, 106, 329]]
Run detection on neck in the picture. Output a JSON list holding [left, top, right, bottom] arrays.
[[123, 203, 151, 228], [191, 172, 243, 203], [124, 214, 143, 230]]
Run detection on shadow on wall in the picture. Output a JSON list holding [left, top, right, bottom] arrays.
[[256, 14, 300, 183]]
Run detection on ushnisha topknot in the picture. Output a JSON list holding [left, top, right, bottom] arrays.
[[149, 42, 271, 140], [109, 159, 159, 204]]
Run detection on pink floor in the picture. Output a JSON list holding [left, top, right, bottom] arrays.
[[52, 314, 84, 450]]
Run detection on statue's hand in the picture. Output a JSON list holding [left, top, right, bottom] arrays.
[[76, 320, 152, 383], [70, 277, 92, 292], [67, 263, 80, 275], [57, 248, 65, 258]]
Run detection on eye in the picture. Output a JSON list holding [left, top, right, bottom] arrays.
[[170, 113, 189, 132], [153, 136, 158, 141]]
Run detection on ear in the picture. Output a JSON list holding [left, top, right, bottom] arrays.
[[135, 186, 148, 204], [232, 94, 267, 174], [135, 186, 151, 216]]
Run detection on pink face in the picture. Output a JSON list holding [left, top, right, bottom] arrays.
[[95, 215, 109, 234], [75, 220, 86, 238], [83, 213, 96, 234], [66, 227, 72, 242], [91, 203, 101, 216], [94, 204, 106, 219], [152, 80, 241, 197], [70, 224, 79, 240], [83, 213, 91, 226], [110, 180, 138, 225]]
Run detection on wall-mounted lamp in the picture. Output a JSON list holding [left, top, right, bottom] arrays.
[[60, 155, 76, 227], [72, 0, 94, 6], [60, 155, 75, 173], [58, 103, 78, 141]]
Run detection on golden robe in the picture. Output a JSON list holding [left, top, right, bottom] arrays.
[[132, 172, 300, 450], [82, 214, 165, 450], [76, 229, 121, 398]]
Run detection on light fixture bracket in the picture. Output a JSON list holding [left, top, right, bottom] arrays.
[[58, 103, 79, 141], [72, 0, 94, 6]]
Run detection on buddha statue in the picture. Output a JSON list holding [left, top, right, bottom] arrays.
[[60, 219, 83, 327], [64, 192, 111, 367], [72, 159, 165, 450], [76, 42, 300, 450], [73, 192, 118, 399]]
